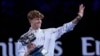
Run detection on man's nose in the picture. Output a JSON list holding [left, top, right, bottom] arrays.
[[38, 20, 42, 23]]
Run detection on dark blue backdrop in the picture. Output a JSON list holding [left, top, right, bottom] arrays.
[[0, 0, 99, 56]]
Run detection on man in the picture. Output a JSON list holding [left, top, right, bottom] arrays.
[[17, 4, 85, 56]]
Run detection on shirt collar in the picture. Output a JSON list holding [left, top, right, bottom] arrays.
[[28, 27, 41, 33]]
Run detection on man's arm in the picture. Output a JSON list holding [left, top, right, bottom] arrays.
[[72, 4, 85, 24], [51, 4, 85, 40], [24, 43, 35, 56], [16, 41, 26, 56]]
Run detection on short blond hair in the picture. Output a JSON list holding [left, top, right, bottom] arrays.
[[27, 10, 44, 20]]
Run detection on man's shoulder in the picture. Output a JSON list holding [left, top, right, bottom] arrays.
[[20, 31, 28, 38], [41, 28, 56, 32]]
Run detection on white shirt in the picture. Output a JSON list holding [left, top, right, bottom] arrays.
[[16, 22, 76, 56]]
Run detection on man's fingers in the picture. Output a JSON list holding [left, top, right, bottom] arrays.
[[27, 43, 36, 49], [80, 4, 85, 9]]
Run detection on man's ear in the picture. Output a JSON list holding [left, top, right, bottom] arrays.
[[28, 19, 32, 24]]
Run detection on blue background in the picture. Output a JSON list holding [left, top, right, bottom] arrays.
[[0, 0, 99, 56]]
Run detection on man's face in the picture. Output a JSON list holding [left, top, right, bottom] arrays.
[[30, 18, 42, 29]]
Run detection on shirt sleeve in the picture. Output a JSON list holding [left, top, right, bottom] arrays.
[[16, 41, 27, 56], [52, 22, 76, 40]]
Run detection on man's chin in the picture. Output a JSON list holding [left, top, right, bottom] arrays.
[[36, 26, 41, 29]]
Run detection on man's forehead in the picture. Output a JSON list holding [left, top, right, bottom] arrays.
[[35, 17, 43, 19]]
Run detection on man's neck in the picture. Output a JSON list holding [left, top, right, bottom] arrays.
[[30, 27, 40, 30]]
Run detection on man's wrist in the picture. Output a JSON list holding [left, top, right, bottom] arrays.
[[78, 15, 82, 18], [77, 14, 82, 20], [78, 12, 83, 17], [24, 52, 29, 56]]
